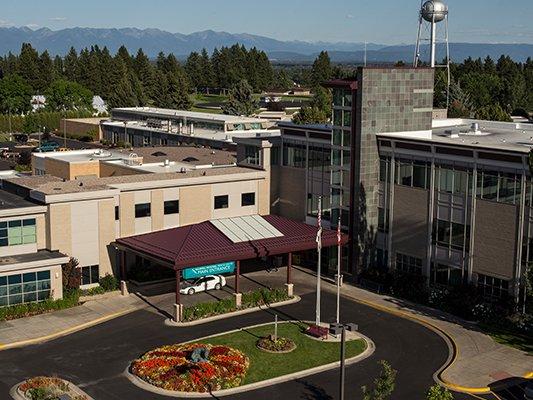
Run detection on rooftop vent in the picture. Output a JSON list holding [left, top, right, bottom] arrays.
[[163, 159, 170, 167]]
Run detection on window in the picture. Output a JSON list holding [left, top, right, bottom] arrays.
[[395, 253, 422, 275], [343, 111, 352, 127], [378, 208, 389, 233], [412, 162, 428, 189], [478, 274, 509, 299], [241, 192, 255, 207], [80, 265, 99, 286], [115, 206, 119, 221], [477, 171, 521, 204], [135, 203, 151, 218], [164, 200, 179, 215], [282, 141, 306, 168], [398, 162, 413, 186], [379, 158, 389, 183], [0, 270, 51, 307], [0, 218, 36, 247], [434, 219, 468, 251], [244, 145, 260, 166], [433, 264, 463, 286], [332, 129, 342, 146], [214, 195, 229, 209]]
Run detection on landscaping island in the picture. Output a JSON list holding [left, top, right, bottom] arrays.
[[129, 322, 369, 396]]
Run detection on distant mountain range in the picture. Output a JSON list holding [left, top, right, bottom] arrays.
[[0, 26, 531, 63]]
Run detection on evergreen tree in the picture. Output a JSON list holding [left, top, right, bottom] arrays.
[[166, 71, 193, 110], [63, 47, 79, 82], [222, 79, 258, 116], [273, 69, 293, 92], [310, 51, 332, 88], [199, 48, 215, 91], [37, 51, 54, 92], [17, 43, 40, 92], [293, 106, 328, 125], [185, 51, 202, 91], [133, 48, 157, 102]]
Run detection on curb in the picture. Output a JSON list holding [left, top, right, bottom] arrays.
[[164, 296, 301, 327], [124, 321, 375, 398], [0, 307, 138, 351], [342, 293, 529, 395], [10, 379, 94, 400]]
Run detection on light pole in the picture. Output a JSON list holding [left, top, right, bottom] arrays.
[[339, 325, 346, 400], [315, 196, 323, 326], [336, 216, 342, 324]]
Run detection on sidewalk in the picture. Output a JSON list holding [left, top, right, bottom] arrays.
[[312, 270, 532, 391], [0, 293, 145, 350]]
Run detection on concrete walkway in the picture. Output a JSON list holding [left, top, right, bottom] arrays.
[[0, 293, 144, 349], [302, 267, 533, 391]]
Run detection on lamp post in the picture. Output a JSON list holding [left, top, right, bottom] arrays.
[[315, 196, 323, 326]]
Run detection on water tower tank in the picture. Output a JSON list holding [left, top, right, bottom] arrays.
[[421, 0, 448, 22]]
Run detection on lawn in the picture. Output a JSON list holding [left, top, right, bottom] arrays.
[[198, 322, 366, 384], [479, 323, 533, 354], [192, 93, 228, 104]]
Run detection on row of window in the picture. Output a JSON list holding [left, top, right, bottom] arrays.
[[113, 192, 258, 220], [381, 159, 523, 205], [0, 270, 51, 307], [215, 193, 255, 209], [0, 218, 37, 247], [396, 253, 423, 275], [434, 219, 470, 251]]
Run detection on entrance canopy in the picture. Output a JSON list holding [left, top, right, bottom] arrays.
[[116, 215, 348, 270]]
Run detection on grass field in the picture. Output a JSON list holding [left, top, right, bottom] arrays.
[[479, 323, 533, 354], [198, 322, 366, 384]]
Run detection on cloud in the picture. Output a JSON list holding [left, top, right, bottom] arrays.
[[49, 17, 67, 22], [0, 20, 13, 27], [346, 14, 355, 19]]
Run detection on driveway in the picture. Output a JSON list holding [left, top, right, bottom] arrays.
[[0, 288, 453, 400]]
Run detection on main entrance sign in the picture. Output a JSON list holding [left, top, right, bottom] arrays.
[[183, 261, 236, 280]]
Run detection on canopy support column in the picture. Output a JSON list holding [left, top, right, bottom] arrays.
[[174, 269, 183, 323], [285, 252, 294, 297], [119, 250, 128, 296], [234, 260, 242, 307]]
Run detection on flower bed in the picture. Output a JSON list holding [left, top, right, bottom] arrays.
[[18, 376, 88, 400], [256, 336, 296, 353], [131, 343, 250, 392]]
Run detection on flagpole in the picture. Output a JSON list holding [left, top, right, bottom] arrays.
[[336, 216, 341, 324], [315, 196, 322, 326]]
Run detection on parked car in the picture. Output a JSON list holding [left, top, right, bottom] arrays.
[[33, 141, 60, 152], [180, 275, 226, 295]]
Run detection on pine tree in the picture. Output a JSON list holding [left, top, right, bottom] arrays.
[[310, 51, 332, 89], [17, 43, 40, 92], [199, 48, 215, 92], [222, 79, 258, 116], [185, 52, 202, 91], [133, 49, 157, 103], [37, 51, 54, 92], [166, 71, 192, 110], [63, 47, 79, 82]]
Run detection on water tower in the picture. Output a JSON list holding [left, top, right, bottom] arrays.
[[414, 0, 451, 104]]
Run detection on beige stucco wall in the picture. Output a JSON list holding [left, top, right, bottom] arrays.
[[151, 189, 164, 231], [119, 192, 135, 238], [44, 158, 71, 181], [69, 162, 100, 180], [179, 185, 212, 226], [36, 214, 46, 249], [257, 178, 270, 215], [98, 199, 116, 277], [212, 180, 258, 219], [47, 203, 72, 254]]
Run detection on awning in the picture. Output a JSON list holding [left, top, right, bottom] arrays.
[[115, 215, 348, 270]]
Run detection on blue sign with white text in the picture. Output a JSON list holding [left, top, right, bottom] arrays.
[[183, 261, 236, 280]]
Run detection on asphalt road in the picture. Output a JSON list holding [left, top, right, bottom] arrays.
[[0, 292, 456, 400]]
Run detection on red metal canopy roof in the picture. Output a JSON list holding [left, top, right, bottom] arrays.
[[116, 215, 348, 270]]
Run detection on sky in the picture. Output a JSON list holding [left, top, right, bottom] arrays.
[[1, 0, 532, 45]]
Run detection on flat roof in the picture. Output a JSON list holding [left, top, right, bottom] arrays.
[[278, 121, 333, 132], [0, 189, 41, 210], [116, 214, 348, 269], [112, 107, 271, 124], [379, 119, 533, 155], [6, 166, 262, 195], [32, 146, 237, 166], [0, 250, 69, 267]]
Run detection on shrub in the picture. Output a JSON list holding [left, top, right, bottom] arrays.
[[361, 360, 397, 400], [426, 385, 454, 400], [99, 274, 119, 292], [390, 272, 428, 304], [62, 258, 81, 293], [0, 291, 80, 321]]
